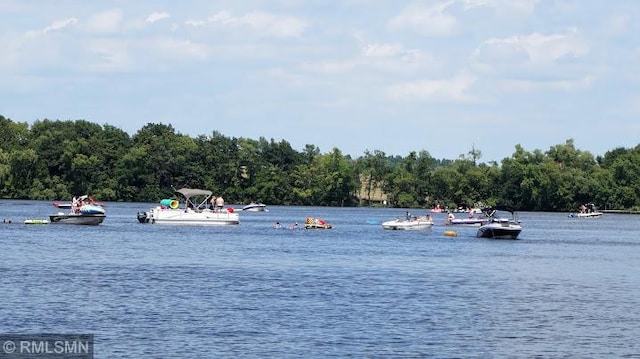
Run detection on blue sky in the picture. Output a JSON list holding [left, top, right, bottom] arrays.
[[1, 0, 639, 162]]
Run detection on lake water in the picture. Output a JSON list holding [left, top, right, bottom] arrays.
[[1, 200, 639, 358]]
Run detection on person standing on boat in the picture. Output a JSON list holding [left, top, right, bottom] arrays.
[[216, 195, 225, 212], [209, 196, 216, 210]]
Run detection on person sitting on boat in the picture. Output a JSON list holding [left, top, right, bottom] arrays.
[[71, 196, 81, 214]]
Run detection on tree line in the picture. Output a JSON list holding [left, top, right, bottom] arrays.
[[1, 115, 639, 212]]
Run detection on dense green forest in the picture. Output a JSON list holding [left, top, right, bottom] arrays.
[[1, 114, 639, 212]]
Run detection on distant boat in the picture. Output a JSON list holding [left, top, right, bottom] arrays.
[[445, 217, 490, 227], [569, 203, 603, 218], [382, 216, 434, 230], [53, 202, 72, 209], [445, 211, 489, 226], [242, 203, 268, 212]]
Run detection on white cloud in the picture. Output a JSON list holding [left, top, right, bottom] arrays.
[[462, 0, 538, 13], [145, 37, 210, 62], [363, 43, 403, 58], [185, 10, 308, 38], [25, 17, 78, 37], [499, 75, 595, 92], [388, 1, 458, 36], [474, 30, 589, 66], [84, 39, 132, 72], [85, 9, 123, 34], [43, 18, 79, 34], [146, 11, 170, 24], [388, 72, 477, 102]]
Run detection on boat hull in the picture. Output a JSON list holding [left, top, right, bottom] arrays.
[[569, 212, 603, 218], [49, 213, 106, 225], [382, 219, 434, 230], [476, 222, 521, 239], [138, 207, 239, 225]]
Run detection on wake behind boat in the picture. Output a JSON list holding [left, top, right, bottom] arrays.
[[476, 206, 522, 239], [137, 188, 239, 226]]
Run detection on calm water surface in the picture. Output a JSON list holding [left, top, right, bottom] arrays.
[[1, 200, 639, 358]]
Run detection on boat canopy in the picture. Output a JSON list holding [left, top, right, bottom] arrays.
[[482, 205, 517, 216], [176, 188, 213, 199]]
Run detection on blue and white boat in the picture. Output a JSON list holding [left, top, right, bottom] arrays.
[[49, 195, 106, 225]]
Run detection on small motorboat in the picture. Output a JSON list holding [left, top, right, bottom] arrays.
[[569, 203, 603, 218], [242, 203, 268, 212], [49, 195, 106, 225], [382, 215, 434, 230], [49, 213, 106, 225], [304, 217, 332, 229], [476, 206, 522, 239], [445, 212, 490, 226]]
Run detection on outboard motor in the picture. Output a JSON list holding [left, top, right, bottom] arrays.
[[137, 211, 149, 223]]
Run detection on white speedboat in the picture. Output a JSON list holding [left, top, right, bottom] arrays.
[[445, 212, 490, 226], [476, 206, 522, 239], [569, 203, 603, 218], [382, 216, 434, 230], [137, 188, 239, 226], [242, 203, 268, 212], [446, 217, 490, 226]]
